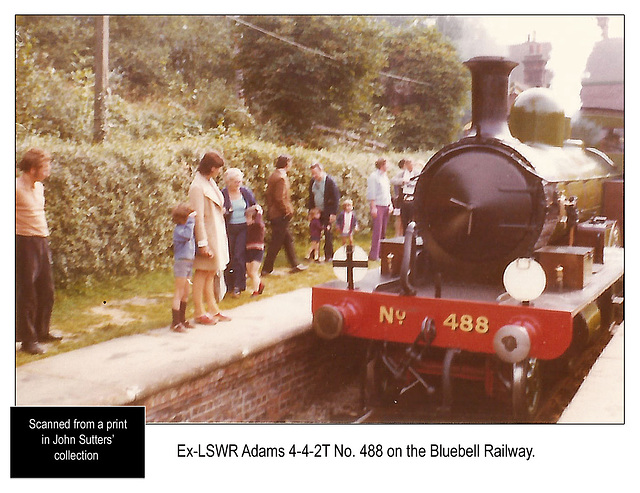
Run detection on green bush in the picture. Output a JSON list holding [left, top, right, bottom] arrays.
[[15, 30, 94, 141], [17, 137, 195, 286], [18, 135, 429, 287]]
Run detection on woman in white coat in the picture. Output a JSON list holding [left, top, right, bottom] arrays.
[[188, 151, 231, 325]]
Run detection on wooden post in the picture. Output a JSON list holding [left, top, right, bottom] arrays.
[[93, 16, 109, 143]]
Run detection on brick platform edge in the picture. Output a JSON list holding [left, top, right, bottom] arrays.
[[136, 332, 364, 423]]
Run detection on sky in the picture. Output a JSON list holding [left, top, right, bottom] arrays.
[[477, 15, 624, 116]]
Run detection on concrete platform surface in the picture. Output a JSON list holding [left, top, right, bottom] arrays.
[[16, 286, 625, 424], [16, 288, 312, 406], [558, 322, 624, 423]]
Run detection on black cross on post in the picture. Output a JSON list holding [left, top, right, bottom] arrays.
[[332, 244, 369, 290]]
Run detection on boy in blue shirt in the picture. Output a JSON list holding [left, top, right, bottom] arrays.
[[171, 203, 196, 332]]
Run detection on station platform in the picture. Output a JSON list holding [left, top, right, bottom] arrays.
[[558, 322, 624, 423], [15, 287, 313, 407], [15, 284, 625, 423]]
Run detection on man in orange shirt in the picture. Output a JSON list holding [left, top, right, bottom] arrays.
[[16, 148, 60, 354]]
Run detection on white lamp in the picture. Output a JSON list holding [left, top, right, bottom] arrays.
[[503, 258, 546, 303]]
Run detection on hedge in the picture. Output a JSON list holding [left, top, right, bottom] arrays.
[[16, 134, 429, 287]]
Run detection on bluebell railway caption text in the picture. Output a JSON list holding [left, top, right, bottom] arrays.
[[177, 442, 534, 460]]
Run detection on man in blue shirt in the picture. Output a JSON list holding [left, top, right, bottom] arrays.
[[307, 163, 340, 262]]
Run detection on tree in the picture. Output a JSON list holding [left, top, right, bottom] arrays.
[[233, 16, 386, 142], [107, 16, 236, 98], [16, 19, 94, 141], [381, 24, 469, 150], [16, 15, 245, 140]]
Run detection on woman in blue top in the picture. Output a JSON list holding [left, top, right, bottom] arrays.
[[222, 168, 257, 297]]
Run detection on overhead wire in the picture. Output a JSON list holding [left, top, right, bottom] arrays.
[[228, 15, 432, 88]]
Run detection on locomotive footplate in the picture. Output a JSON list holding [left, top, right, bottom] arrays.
[[312, 246, 623, 418], [313, 247, 623, 358]]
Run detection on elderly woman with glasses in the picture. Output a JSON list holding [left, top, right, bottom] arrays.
[[221, 167, 258, 298]]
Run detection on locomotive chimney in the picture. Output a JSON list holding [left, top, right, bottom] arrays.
[[464, 56, 518, 140]]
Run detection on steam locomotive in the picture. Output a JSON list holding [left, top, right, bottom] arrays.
[[311, 57, 624, 421]]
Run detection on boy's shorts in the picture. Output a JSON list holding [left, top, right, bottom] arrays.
[[174, 258, 194, 277], [245, 249, 264, 263]]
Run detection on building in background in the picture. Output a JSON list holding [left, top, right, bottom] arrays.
[[508, 35, 553, 90], [577, 16, 624, 169]]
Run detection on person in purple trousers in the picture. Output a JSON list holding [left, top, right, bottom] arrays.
[[366, 158, 392, 261]]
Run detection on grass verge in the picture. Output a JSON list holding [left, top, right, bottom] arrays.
[[16, 233, 378, 366]]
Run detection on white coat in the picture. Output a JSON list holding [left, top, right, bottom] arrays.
[[188, 171, 230, 273]]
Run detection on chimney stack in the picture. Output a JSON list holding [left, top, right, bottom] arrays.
[[464, 56, 519, 140]]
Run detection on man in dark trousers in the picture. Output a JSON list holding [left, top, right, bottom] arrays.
[[16, 148, 61, 354], [262, 155, 307, 275], [307, 163, 340, 262]]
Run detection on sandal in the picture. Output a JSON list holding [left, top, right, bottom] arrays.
[[213, 312, 231, 322], [195, 313, 218, 325]]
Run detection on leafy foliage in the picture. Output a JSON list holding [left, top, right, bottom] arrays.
[[19, 134, 427, 286], [15, 15, 469, 285], [17, 137, 196, 285], [15, 27, 94, 140], [16, 15, 471, 150], [16, 15, 247, 141], [381, 24, 470, 150], [233, 16, 387, 143]]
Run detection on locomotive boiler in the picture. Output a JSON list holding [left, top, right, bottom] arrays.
[[311, 56, 624, 421], [413, 56, 619, 279]]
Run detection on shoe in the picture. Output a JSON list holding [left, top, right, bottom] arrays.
[[182, 319, 195, 329], [258, 282, 265, 294], [213, 312, 231, 322], [21, 342, 46, 355], [290, 264, 308, 273], [195, 313, 218, 325], [39, 332, 63, 342], [171, 323, 187, 333]]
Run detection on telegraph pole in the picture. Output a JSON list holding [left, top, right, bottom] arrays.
[[93, 16, 109, 143]]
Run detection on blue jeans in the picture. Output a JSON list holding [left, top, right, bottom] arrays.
[[225, 223, 247, 292]]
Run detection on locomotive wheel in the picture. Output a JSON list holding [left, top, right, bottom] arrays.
[[362, 342, 398, 409], [512, 358, 542, 421]]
